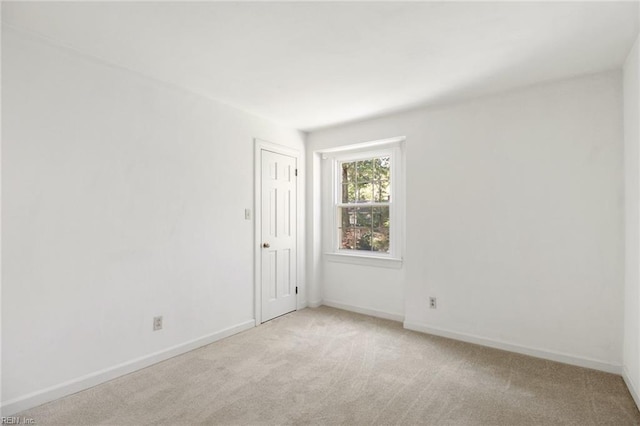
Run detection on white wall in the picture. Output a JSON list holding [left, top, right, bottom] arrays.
[[308, 71, 624, 371], [624, 31, 640, 408], [1, 28, 305, 413]]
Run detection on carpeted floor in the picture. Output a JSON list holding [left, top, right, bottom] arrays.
[[17, 306, 640, 425]]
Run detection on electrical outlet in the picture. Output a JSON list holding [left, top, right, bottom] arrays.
[[153, 316, 163, 331], [429, 297, 437, 309]]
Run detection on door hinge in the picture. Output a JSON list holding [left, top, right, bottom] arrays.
[[295, 169, 298, 177], [295, 286, 298, 294]]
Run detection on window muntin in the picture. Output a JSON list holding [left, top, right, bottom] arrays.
[[336, 154, 392, 254]]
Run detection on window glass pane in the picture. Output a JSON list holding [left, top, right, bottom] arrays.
[[342, 161, 356, 183], [355, 206, 372, 228], [338, 207, 356, 249], [372, 180, 390, 202], [374, 157, 391, 181], [357, 182, 373, 203], [353, 227, 370, 251], [341, 183, 351, 203], [341, 162, 356, 202], [340, 157, 392, 203], [355, 207, 373, 251], [372, 206, 390, 253], [356, 159, 374, 182], [339, 207, 380, 251]]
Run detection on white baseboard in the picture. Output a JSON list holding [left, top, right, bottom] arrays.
[[404, 321, 622, 375], [623, 366, 640, 410], [323, 299, 404, 322], [1, 320, 255, 416], [308, 299, 323, 308]]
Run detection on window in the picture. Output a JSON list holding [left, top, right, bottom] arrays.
[[337, 155, 391, 253], [325, 137, 404, 267]]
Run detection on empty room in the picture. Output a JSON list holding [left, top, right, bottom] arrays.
[[2, 1, 640, 424]]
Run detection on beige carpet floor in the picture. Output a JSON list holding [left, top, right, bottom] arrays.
[[17, 306, 640, 425]]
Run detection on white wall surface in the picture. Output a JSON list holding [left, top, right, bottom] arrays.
[[320, 262, 405, 321], [624, 31, 640, 407], [308, 71, 624, 370], [1, 28, 305, 412]]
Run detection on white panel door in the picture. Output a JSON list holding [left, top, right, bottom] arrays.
[[261, 149, 297, 322]]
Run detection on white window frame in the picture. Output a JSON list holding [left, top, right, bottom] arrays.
[[323, 137, 404, 268]]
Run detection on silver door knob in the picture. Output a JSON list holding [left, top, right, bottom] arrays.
[[263, 243, 270, 248]]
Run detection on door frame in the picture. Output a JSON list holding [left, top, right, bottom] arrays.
[[254, 138, 302, 325]]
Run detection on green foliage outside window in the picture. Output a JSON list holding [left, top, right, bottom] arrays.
[[338, 157, 391, 253]]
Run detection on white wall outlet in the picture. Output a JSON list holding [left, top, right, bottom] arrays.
[[429, 297, 437, 309], [153, 316, 163, 331], [244, 208, 251, 220]]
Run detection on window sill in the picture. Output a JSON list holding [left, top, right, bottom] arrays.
[[324, 252, 403, 269]]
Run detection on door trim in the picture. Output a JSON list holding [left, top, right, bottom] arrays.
[[254, 139, 302, 326]]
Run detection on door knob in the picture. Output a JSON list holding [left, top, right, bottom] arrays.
[[263, 243, 270, 248]]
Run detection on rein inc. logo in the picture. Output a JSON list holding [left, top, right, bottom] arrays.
[[1, 418, 35, 425]]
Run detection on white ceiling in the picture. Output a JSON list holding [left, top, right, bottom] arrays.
[[2, 2, 639, 131]]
